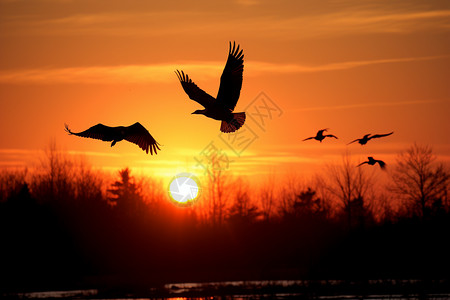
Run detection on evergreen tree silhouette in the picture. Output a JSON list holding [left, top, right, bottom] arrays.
[[108, 168, 143, 217]]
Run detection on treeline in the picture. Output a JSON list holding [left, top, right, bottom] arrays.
[[0, 143, 449, 292]]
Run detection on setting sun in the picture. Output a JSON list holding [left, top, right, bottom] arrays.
[[168, 172, 200, 206]]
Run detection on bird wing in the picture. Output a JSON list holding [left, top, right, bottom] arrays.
[[302, 137, 314, 141], [124, 122, 161, 155], [347, 138, 360, 145], [357, 161, 368, 167], [216, 41, 244, 111], [175, 70, 215, 108], [325, 134, 338, 139], [65, 123, 115, 142], [376, 160, 386, 169], [369, 131, 394, 140]]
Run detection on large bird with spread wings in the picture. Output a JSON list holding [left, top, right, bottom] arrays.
[[348, 131, 394, 145], [175, 41, 245, 133], [302, 128, 338, 143], [65, 122, 161, 155], [357, 157, 386, 169]]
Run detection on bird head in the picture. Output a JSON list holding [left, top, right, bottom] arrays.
[[192, 109, 206, 115]]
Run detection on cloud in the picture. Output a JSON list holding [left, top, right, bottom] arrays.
[[0, 55, 446, 84], [0, 149, 36, 155], [271, 8, 450, 38], [0, 63, 221, 84], [342, 9, 450, 25], [295, 99, 443, 112], [0, 149, 38, 168], [235, 0, 259, 6], [248, 55, 449, 74], [0, 10, 222, 38], [2, 3, 449, 40], [67, 150, 122, 157]]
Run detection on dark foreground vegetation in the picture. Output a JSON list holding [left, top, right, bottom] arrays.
[[0, 143, 449, 295]]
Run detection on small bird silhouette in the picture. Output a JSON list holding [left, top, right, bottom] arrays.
[[357, 157, 386, 169], [175, 41, 245, 133], [302, 128, 338, 142], [348, 132, 394, 145], [65, 122, 161, 155]]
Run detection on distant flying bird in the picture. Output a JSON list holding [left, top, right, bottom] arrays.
[[302, 128, 338, 142], [175, 41, 246, 133], [65, 122, 161, 155], [357, 157, 386, 169], [348, 132, 394, 145]]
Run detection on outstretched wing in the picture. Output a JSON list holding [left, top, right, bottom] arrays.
[[175, 70, 215, 108], [124, 122, 161, 155], [357, 161, 368, 167], [347, 138, 360, 145], [325, 134, 338, 139], [376, 160, 386, 169], [302, 137, 314, 141], [216, 41, 244, 111], [369, 131, 394, 140], [65, 123, 115, 142], [318, 128, 329, 135]]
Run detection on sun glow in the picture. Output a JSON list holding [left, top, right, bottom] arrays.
[[168, 172, 201, 206]]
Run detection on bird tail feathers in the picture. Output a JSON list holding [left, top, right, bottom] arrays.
[[220, 112, 246, 133]]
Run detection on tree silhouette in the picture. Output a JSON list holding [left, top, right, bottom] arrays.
[[227, 179, 260, 224], [107, 168, 144, 217], [390, 143, 449, 218], [31, 141, 75, 204], [259, 174, 276, 221], [293, 187, 324, 217], [326, 153, 375, 229], [73, 157, 104, 205], [278, 173, 304, 218], [204, 155, 230, 226], [0, 168, 28, 203]]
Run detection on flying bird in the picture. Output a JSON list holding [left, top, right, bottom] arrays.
[[65, 122, 161, 155], [348, 132, 394, 145], [175, 41, 246, 133], [357, 157, 386, 169], [302, 128, 338, 142]]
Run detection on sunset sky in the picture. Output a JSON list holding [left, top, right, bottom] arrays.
[[1, 0, 449, 186]]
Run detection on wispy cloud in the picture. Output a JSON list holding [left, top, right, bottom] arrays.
[[295, 99, 443, 112], [235, 0, 259, 6], [0, 149, 38, 168], [0, 55, 446, 84], [66, 150, 123, 157], [0, 149, 37, 155], [271, 8, 450, 38], [248, 55, 449, 74], [0, 63, 222, 84], [333, 9, 450, 31], [2, 4, 449, 39]]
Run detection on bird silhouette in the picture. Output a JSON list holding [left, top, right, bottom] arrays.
[[357, 157, 386, 169], [348, 131, 394, 145], [302, 128, 338, 142], [175, 41, 246, 133], [65, 122, 161, 155]]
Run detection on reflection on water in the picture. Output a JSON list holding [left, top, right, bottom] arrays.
[[8, 292, 450, 300], [8, 289, 98, 299], [4, 280, 450, 299], [164, 279, 450, 300]]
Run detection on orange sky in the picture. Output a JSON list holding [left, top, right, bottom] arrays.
[[1, 0, 449, 186]]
